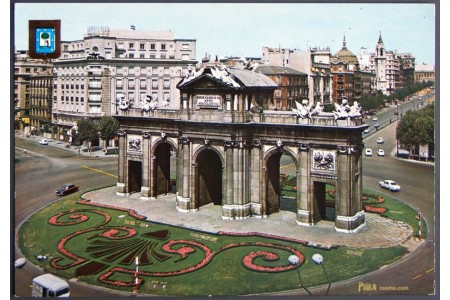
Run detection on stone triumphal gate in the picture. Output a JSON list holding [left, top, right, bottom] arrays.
[[115, 65, 367, 232]]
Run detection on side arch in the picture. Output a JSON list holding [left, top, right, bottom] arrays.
[[262, 146, 300, 216], [150, 138, 178, 197]]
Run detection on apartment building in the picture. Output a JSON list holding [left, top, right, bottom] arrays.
[[415, 63, 435, 83], [14, 50, 53, 133], [28, 69, 54, 135], [261, 46, 332, 105], [253, 65, 308, 110], [52, 26, 197, 144]]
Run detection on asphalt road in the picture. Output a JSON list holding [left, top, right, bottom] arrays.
[[13, 137, 127, 297]]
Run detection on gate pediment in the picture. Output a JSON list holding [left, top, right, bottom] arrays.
[[178, 74, 238, 91]]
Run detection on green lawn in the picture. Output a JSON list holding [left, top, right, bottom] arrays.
[[18, 186, 419, 296]]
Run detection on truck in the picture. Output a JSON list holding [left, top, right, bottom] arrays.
[[32, 274, 70, 297]]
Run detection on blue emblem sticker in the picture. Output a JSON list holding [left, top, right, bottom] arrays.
[[35, 28, 56, 54]]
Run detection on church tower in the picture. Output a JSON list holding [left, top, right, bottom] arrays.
[[374, 32, 387, 93]]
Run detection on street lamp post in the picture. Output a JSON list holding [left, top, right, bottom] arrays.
[[312, 254, 331, 295], [288, 255, 312, 295]]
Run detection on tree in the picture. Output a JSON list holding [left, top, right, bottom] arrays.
[[396, 105, 435, 158], [98, 116, 119, 150], [77, 118, 98, 154]]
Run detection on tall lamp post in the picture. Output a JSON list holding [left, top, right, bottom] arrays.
[[312, 254, 331, 295], [288, 255, 312, 295]]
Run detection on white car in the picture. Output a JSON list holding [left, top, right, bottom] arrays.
[[379, 180, 401, 192], [376, 137, 384, 144], [365, 148, 372, 156], [377, 149, 385, 156], [363, 128, 370, 134], [372, 117, 378, 121], [39, 139, 48, 145]]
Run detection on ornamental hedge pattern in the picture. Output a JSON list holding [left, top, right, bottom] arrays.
[[43, 200, 309, 292]]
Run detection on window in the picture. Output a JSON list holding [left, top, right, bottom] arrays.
[[163, 79, 170, 89], [164, 67, 170, 75], [129, 67, 135, 75], [140, 67, 147, 74], [129, 43, 134, 49], [117, 66, 123, 74], [129, 53, 135, 58], [150, 44, 156, 50], [152, 79, 158, 89], [182, 54, 190, 60], [116, 79, 123, 89], [140, 78, 147, 89], [161, 44, 166, 50], [152, 67, 158, 75], [128, 92, 135, 102], [182, 44, 189, 50], [140, 53, 145, 59], [150, 54, 156, 59], [128, 78, 135, 89], [160, 54, 166, 59], [140, 43, 145, 50]]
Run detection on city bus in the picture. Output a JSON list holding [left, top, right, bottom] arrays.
[[31, 274, 70, 297]]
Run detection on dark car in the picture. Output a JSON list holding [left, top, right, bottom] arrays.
[[56, 184, 79, 196]]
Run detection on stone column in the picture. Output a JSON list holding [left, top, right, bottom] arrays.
[[335, 146, 365, 232], [116, 130, 127, 195], [176, 137, 191, 212], [296, 144, 312, 226], [249, 140, 262, 217], [140, 132, 151, 198]]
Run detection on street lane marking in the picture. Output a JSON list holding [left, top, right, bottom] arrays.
[[412, 274, 423, 280], [426, 268, 434, 274], [81, 165, 118, 178], [280, 163, 295, 169]]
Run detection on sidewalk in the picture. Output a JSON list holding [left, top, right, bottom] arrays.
[[15, 132, 117, 158], [83, 186, 422, 251]]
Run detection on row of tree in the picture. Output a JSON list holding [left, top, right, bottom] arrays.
[[359, 81, 434, 112], [76, 116, 119, 153]]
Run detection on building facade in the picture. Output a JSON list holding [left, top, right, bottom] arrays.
[[261, 47, 333, 105], [415, 63, 435, 83], [115, 65, 367, 233], [14, 50, 53, 133], [52, 26, 197, 144], [28, 70, 54, 135], [254, 65, 309, 110]]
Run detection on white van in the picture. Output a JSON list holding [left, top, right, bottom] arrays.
[[32, 274, 70, 297]]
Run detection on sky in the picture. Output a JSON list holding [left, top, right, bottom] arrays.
[[12, 2, 436, 65]]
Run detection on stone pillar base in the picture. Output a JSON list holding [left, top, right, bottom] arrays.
[[250, 203, 263, 217], [140, 186, 151, 199], [176, 196, 192, 212], [221, 204, 252, 220], [296, 209, 313, 226], [335, 211, 366, 233], [116, 182, 128, 196]]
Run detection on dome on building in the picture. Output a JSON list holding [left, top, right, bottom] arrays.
[[335, 36, 359, 65]]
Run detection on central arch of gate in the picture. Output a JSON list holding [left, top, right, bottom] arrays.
[[115, 66, 367, 233]]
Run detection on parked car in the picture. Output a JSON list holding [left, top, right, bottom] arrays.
[[394, 111, 399, 115], [39, 139, 48, 145], [56, 184, 79, 196], [363, 128, 370, 134], [365, 148, 372, 156], [379, 180, 401, 192], [377, 149, 385, 156], [376, 137, 384, 144], [372, 117, 378, 121]]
